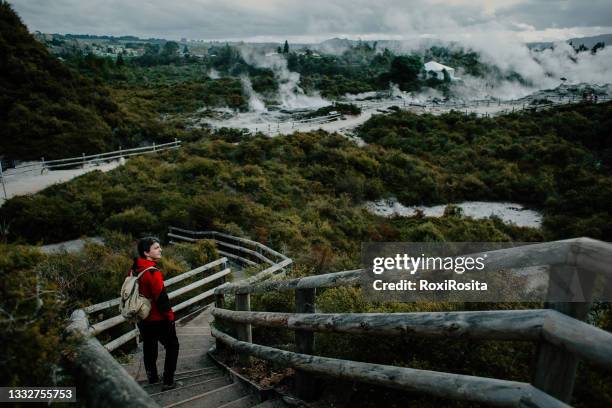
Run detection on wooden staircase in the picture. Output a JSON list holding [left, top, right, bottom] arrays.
[[122, 307, 287, 408], [65, 236, 612, 407]]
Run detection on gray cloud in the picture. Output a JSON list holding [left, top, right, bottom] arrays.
[[497, 0, 612, 29], [9, 0, 612, 42]]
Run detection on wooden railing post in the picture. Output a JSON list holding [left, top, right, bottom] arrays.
[[215, 294, 226, 353], [235, 293, 252, 365], [533, 264, 596, 402], [295, 288, 316, 400]]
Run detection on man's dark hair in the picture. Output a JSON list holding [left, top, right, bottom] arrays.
[[137, 237, 160, 258]]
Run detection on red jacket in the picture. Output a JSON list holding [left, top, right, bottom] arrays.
[[133, 257, 175, 321]]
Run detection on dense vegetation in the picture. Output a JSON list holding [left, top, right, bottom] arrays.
[[3, 103, 611, 247], [2, 3, 612, 406], [0, 3, 182, 161], [0, 233, 218, 387], [56, 39, 515, 125], [3, 102, 611, 404], [357, 103, 612, 240], [1, 0, 527, 162]]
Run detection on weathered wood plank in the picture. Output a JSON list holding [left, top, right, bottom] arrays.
[[212, 231, 289, 260], [572, 237, 612, 277], [167, 232, 197, 242], [167, 268, 230, 299], [89, 269, 230, 336], [169, 232, 279, 266], [211, 308, 612, 370], [172, 288, 216, 313], [211, 328, 569, 408], [213, 240, 275, 265], [104, 328, 139, 352], [235, 293, 252, 365], [542, 310, 612, 371], [215, 264, 352, 296], [469, 240, 572, 272], [217, 250, 258, 267], [90, 314, 125, 336], [169, 227, 289, 261], [84, 257, 227, 314], [64, 310, 160, 408], [215, 258, 293, 295], [533, 264, 596, 402], [211, 309, 545, 340], [295, 288, 316, 400], [164, 258, 228, 286], [214, 294, 226, 352]]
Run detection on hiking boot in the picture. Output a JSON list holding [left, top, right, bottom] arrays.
[[147, 373, 160, 385], [161, 381, 183, 391]]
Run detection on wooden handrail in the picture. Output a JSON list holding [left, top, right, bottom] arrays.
[[168, 232, 276, 265], [211, 238, 612, 405], [43, 140, 181, 165], [83, 257, 228, 314], [215, 238, 612, 296], [215, 258, 293, 293], [90, 268, 230, 336], [65, 310, 160, 407], [168, 227, 289, 261], [215, 268, 361, 295], [211, 308, 612, 371], [212, 327, 569, 408]]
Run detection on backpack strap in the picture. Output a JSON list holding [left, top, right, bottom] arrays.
[[134, 266, 157, 279]]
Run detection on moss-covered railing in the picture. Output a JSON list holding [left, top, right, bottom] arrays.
[[212, 237, 612, 408]]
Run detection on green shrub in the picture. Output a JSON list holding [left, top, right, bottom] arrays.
[[103, 206, 159, 236]]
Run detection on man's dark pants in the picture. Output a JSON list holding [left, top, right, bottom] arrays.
[[137, 319, 180, 385]]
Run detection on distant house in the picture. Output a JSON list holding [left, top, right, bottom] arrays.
[[424, 61, 459, 81]]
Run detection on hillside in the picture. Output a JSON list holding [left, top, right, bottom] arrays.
[[527, 33, 612, 50], [0, 2, 174, 161]]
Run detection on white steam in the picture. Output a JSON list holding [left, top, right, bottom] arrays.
[[240, 76, 267, 112], [207, 68, 220, 79], [239, 48, 330, 110], [428, 29, 612, 100]]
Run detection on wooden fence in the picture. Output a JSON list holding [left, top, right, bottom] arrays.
[[168, 227, 293, 282], [212, 237, 612, 407], [1, 139, 181, 179]]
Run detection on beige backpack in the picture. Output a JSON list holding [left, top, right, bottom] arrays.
[[120, 267, 155, 322]]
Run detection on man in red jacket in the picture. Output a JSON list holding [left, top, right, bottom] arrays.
[[133, 237, 181, 390]]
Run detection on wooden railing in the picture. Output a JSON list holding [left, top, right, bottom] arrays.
[[168, 227, 293, 282], [2, 139, 181, 178], [63, 231, 291, 408], [85, 257, 230, 351], [211, 237, 612, 407]]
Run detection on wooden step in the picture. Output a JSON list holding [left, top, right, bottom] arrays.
[[125, 354, 216, 380], [138, 367, 220, 385], [142, 370, 225, 393], [216, 394, 261, 408], [176, 335, 215, 349], [130, 347, 209, 362], [151, 376, 230, 406], [164, 383, 247, 408], [251, 399, 289, 408]]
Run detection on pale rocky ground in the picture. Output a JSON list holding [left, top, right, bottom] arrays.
[[1, 93, 590, 205], [365, 199, 543, 228], [0, 160, 122, 205]]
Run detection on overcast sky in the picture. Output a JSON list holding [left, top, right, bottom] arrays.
[[10, 0, 612, 43]]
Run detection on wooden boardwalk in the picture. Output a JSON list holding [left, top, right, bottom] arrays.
[[122, 307, 286, 408]]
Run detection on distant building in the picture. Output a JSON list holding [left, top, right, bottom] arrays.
[[424, 61, 459, 81]]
